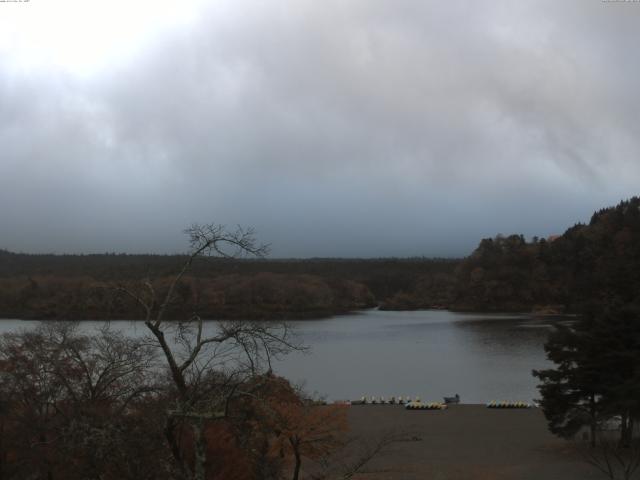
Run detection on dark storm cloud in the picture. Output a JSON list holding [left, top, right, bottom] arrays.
[[1, 0, 639, 256]]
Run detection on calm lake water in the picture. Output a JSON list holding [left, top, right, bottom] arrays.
[[0, 309, 560, 403]]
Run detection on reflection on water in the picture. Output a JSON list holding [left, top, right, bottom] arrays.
[[0, 309, 556, 403]]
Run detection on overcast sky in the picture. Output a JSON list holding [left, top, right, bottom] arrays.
[[1, 0, 639, 257]]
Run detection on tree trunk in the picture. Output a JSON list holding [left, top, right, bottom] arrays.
[[620, 412, 631, 448], [290, 437, 301, 480], [590, 395, 597, 448], [164, 416, 192, 480], [193, 419, 207, 480], [0, 419, 4, 480]]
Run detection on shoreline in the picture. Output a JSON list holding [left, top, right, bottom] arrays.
[[0, 307, 580, 322]]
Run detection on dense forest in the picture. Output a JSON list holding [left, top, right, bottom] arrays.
[[451, 196, 640, 313], [1, 196, 640, 319], [0, 252, 457, 320]]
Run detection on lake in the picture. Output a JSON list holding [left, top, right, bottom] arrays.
[[278, 309, 558, 403], [0, 309, 559, 403]]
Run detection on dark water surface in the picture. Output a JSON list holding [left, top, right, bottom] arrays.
[[275, 309, 558, 403], [0, 309, 559, 403]]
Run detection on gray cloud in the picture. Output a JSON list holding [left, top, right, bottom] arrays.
[[1, 0, 639, 256]]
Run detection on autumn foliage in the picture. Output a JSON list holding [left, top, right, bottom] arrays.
[[233, 375, 348, 480], [0, 324, 348, 480], [0, 250, 459, 320]]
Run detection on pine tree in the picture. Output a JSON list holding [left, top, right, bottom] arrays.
[[533, 322, 608, 446], [534, 305, 640, 447]]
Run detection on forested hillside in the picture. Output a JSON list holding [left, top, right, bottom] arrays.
[[452, 196, 640, 312]]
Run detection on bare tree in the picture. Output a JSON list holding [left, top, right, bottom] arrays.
[[0, 322, 160, 480], [116, 224, 300, 480]]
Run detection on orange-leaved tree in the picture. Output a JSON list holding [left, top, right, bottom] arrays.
[[238, 374, 348, 480]]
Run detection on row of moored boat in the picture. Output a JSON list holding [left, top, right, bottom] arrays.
[[351, 396, 533, 409]]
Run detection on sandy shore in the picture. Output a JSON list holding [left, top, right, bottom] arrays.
[[346, 405, 602, 480]]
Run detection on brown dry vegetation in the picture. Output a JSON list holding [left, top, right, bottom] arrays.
[[0, 253, 456, 320], [0, 272, 377, 320]]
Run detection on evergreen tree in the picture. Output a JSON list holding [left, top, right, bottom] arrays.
[[587, 306, 640, 447], [533, 322, 608, 446], [534, 304, 640, 447]]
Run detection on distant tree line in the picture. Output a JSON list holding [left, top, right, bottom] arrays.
[[0, 252, 457, 320], [2, 198, 640, 319]]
